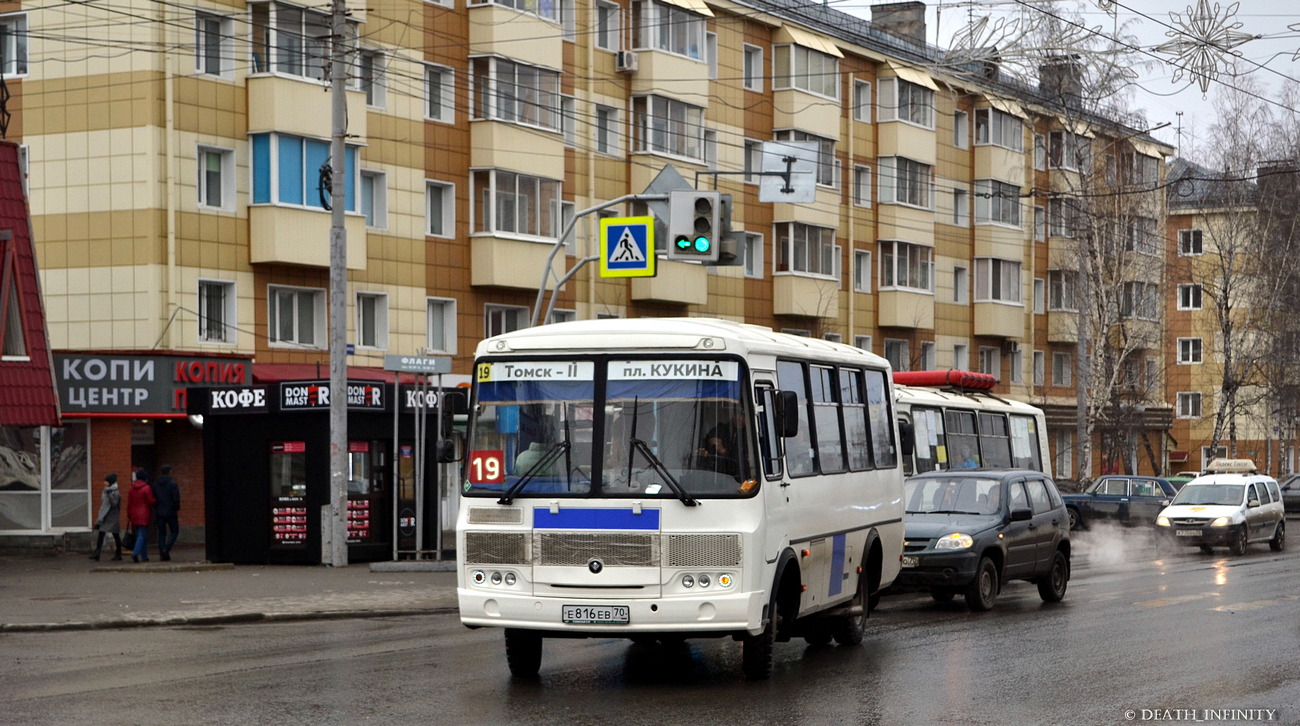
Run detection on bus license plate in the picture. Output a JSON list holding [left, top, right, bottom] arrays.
[[562, 605, 630, 625], [901, 555, 919, 568], [1175, 529, 1202, 537]]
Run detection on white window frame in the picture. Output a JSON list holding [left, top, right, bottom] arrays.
[[426, 180, 455, 238], [1048, 269, 1077, 311], [775, 222, 837, 278], [1055, 429, 1073, 479], [744, 232, 764, 278], [884, 339, 910, 372], [595, 0, 619, 50], [595, 104, 620, 156], [854, 335, 872, 352], [953, 343, 968, 370], [1034, 133, 1046, 170], [197, 145, 235, 211], [268, 284, 326, 349], [197, 279, 236, 345], [633, 0, 706, 60], [878, 240, 934, 293], [1179, 229, 1204, 256], [978, 346, 1001, 378], [743, 44, 763, 91], [1178, 337, 1203, 365], [877, 156, 934, 209], [853, 165, 872, 207], [250, 3, 349, 81], [633, 94, 705, 161], [854, 80, 872, 122], [471, 57, 563, 132], [1033, 278, 1045, 314], [1122, 281, 1160, 321], [920, 342, 936, 371], [877, 77, 934, 128], [1033, 350, 1045, 386], [485, 304, 530, 338], [952, 188, 969, 227], [853, 250, 872, 293], [953, 265, 968, 304], [974, 258, 1023, 304], [469, 0, 557, 21], [425, 62, 455, 124], [1009, 349, 1023, 384], [1034, 206, 1046, 242], [356, 48, 387, 108], [1049, 130, 1083, 171], [1178, 283, 1203, 311], [355, 291, 389, 350], [195, 11, 232, 78], [743, 139, 761, 184], [1052, 352, 1072, 386], [974, 107, 1024, 151], [1177, 392, 1202, 419], [773, 44, 839, 99], [706, 32, 717, 80], [426, 297, 457, 354], [361, 170, 387, 230], [471, 169, 563, 240], [953, 110, 969, 149], [775, 130, 836, 187], [561, 96, 576, 147], [974, 178, 1022, 228]]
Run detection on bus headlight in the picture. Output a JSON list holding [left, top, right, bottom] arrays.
[[934, 533, 974, 550], [698, 575, 711, 588], [681, 574, 695, 588]]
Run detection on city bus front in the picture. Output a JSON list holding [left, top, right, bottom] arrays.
[[456, 354, 770, 645]]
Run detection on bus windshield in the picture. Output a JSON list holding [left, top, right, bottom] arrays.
[[465, 358, 756, 499]]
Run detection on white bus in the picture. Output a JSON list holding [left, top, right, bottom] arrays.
[[893, 370, 1051, 478], [456, 318, 905, 679]]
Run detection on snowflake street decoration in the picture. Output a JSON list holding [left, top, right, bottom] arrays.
[[945, 15, 1022, 63], [1095, 0, 1116, 15], [1153, 0, 1256, 94], [1290, 22, 1300, 61]]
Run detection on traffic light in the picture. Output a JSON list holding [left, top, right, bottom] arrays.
[[667, 190, 721, 262]]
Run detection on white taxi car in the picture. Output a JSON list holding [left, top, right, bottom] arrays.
[[1155, 459, 1285, 555]]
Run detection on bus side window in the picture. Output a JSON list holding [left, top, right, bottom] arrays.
[[777, 360, 815, 477], [863, 369, 896, 469], [841, 368, 874, 472], [756, 385, 784, 479], [978, 412, 1012, 468], [946, 410, 980, 468]]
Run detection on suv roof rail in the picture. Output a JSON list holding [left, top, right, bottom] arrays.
[[1204, 458, 1257, 474]]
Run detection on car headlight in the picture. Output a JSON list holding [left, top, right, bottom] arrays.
[[934, 533, 974, 550], [1156, 516, 1170, 527], [1211, 517, 1230, 527]]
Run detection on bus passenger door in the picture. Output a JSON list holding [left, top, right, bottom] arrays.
[[755, 381, 790, 564]]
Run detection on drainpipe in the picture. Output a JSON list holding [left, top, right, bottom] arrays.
[[161, 2, 177, 349], [847, 74, 856, 341]]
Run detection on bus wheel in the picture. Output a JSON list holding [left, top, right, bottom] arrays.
[[802, 621, 833, 646], [742, 590, 780, 680], [831, 572, 869, 646], [504, 628, 542, 678]]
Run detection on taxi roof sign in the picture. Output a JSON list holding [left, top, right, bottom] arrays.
[[1203, 458, 1257, 474]]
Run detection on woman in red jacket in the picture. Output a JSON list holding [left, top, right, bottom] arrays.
[[126, 468, 157, 563]]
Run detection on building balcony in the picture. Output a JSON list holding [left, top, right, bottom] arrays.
[[877, 289, 934, 329], [630, 260, 707, 305], [631, 50, 709, 106], [1047, 310, 1078, 343], [878, 122, 936, 165], [247, 75, 367, 140], [471, 236, 565, 290], [773, 89, 838, 139], [468, 4, 563, 69], [877, 205, 934, 246], [249, 206, 367, 269], [973, 301, 1025, 339], [973, 145, 1027, 187], [774, 274, 840, 318], [471, 121, 566, 179]]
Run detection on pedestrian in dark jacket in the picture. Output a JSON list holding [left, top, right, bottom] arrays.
[[126, 468, 156, 563], [89, 473, 123, 561], [152, 464, 181, 561]]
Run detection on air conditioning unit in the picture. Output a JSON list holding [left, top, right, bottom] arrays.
[[616, 50, 639, 73]]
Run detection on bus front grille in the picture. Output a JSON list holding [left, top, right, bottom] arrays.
[[536, 532, 658, 567], [665, 534, 742, 567], [464, 531, 529, 565]]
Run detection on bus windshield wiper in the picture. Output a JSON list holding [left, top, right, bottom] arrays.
[[498, 441, 570, 505], [629, 437, 697, 507]]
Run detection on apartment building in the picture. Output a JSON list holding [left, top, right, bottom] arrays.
[[1, 0, 1173, 545]]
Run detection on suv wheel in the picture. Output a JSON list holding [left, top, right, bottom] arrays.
[[1229, 524, 1249, 556], [1036, 550, 1069, 603], [964, 556, 999, 612], [1270, 521, 1285, 552]]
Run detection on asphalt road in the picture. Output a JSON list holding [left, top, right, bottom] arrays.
[[5, 527, 1297, 726]]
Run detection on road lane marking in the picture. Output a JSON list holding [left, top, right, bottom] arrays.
[[1135, 592, 1221, 607], [1210, 594, 1300, 612]]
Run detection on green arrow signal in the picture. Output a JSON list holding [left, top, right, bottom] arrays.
[[675, 236, 692, 250]]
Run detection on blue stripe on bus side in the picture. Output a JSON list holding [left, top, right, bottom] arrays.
[[828, 533, 846, 597], [532, 508, 660, 530]]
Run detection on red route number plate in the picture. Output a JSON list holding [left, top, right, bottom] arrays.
[[468, 450, 505, 484]]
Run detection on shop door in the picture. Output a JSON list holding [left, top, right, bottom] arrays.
[[269, 441, 309, 549], [396, 443, 417, 553], [347, 440, 389, 546]]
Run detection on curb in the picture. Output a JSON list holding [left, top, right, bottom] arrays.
[[88, 562, 236, 574], [0, 606, 457, 633]]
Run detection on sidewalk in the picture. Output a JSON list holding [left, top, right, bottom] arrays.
[[0, 544, 460, 633]]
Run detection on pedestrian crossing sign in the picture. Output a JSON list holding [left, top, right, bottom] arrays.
[[599, 216, 655, 278]]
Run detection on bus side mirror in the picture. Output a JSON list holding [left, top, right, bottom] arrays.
[[437, 391, 468, 463], [777, 390, 800, 438], [898, 420, 915, 457]]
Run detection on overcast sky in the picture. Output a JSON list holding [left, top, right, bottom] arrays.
[[843, 1, 1300, 162]]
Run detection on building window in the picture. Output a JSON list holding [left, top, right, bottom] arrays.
[[1034, 206, 1046, 241], [556, 201, 576, 252], [920, 342, 935, 371], [877, 77, 934, 128], [549, 309, 576, 324], [743, 139, 762, 183], [1124, 152, 1160, 185], [1033, 278, 1045, 313], [471, 57, 560, 131], [1049, 130, 1086, 171], [854, 81, 872, 122], [877, 156, 933, 209], [595, 0, 619, 50], [471, 170, 561, 239], [357, 49, 386, 107], [426, 298, 457, 354], [197, 280, 235, 344], [974, 258, 1022, 303], [978, 346, 1001, 378], [486, 304, 529, 338], [953, 344, 968, 370], [1052, 352, 1072, 387], [197, 146, 234, 211], [1178, 337, 1203, 364], [560, 0, 576, 40], [773, 44, 839, 99], [1177, 392, 1202, 418], [633, 0, 705, 59], [854, 335, 872, 352], [195, 11, 232, 77], [1048, 198, 1081, 238], [1048, 270, 1077, 311], [426, 181, 454, 237], [1034, 133, 1046, 170], [974, 179, 1022, 227], [633, 95, 705, 160], [1125, 216, 1159, 255], [268, 285, 325, 348], [974, 108, 1023, 151], [775, 130, 836, 187], [853, 250, 872, 293], [884, 339, 909, 372], [595, 105, 620, 155], [356, 292, 388, 349], [879, 240, 933, 292], [560, 96, 576, 147], [953, 110, 969, 149], [250, 133, 359, 211], [250, 2, 352, 81], [1033, 350, 1045, 386], [1179, 229, 1203, 256], [743, 44, 763, 91], [1009, 349, 1023, 383], [952, 188, 969, 226], [823, 332, 842, 343], [1055, 429, 1073, 479], [361, 171, 387, 229], [1178, 283, 1203, 310], [703, 129, 718, 170], [853, 166, 872, 207], [1122, 281, 1159, 320], [953, 265, 968, 304], [469, 0, 558, 21], [743, 232, 763, 278], [775, 222, 836, 277], [706, 32, 717, 79]]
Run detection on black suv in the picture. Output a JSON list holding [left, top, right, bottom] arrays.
[[896, 469, 1071, 611]]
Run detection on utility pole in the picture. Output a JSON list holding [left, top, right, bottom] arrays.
[[325, 0, 349, 567]]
